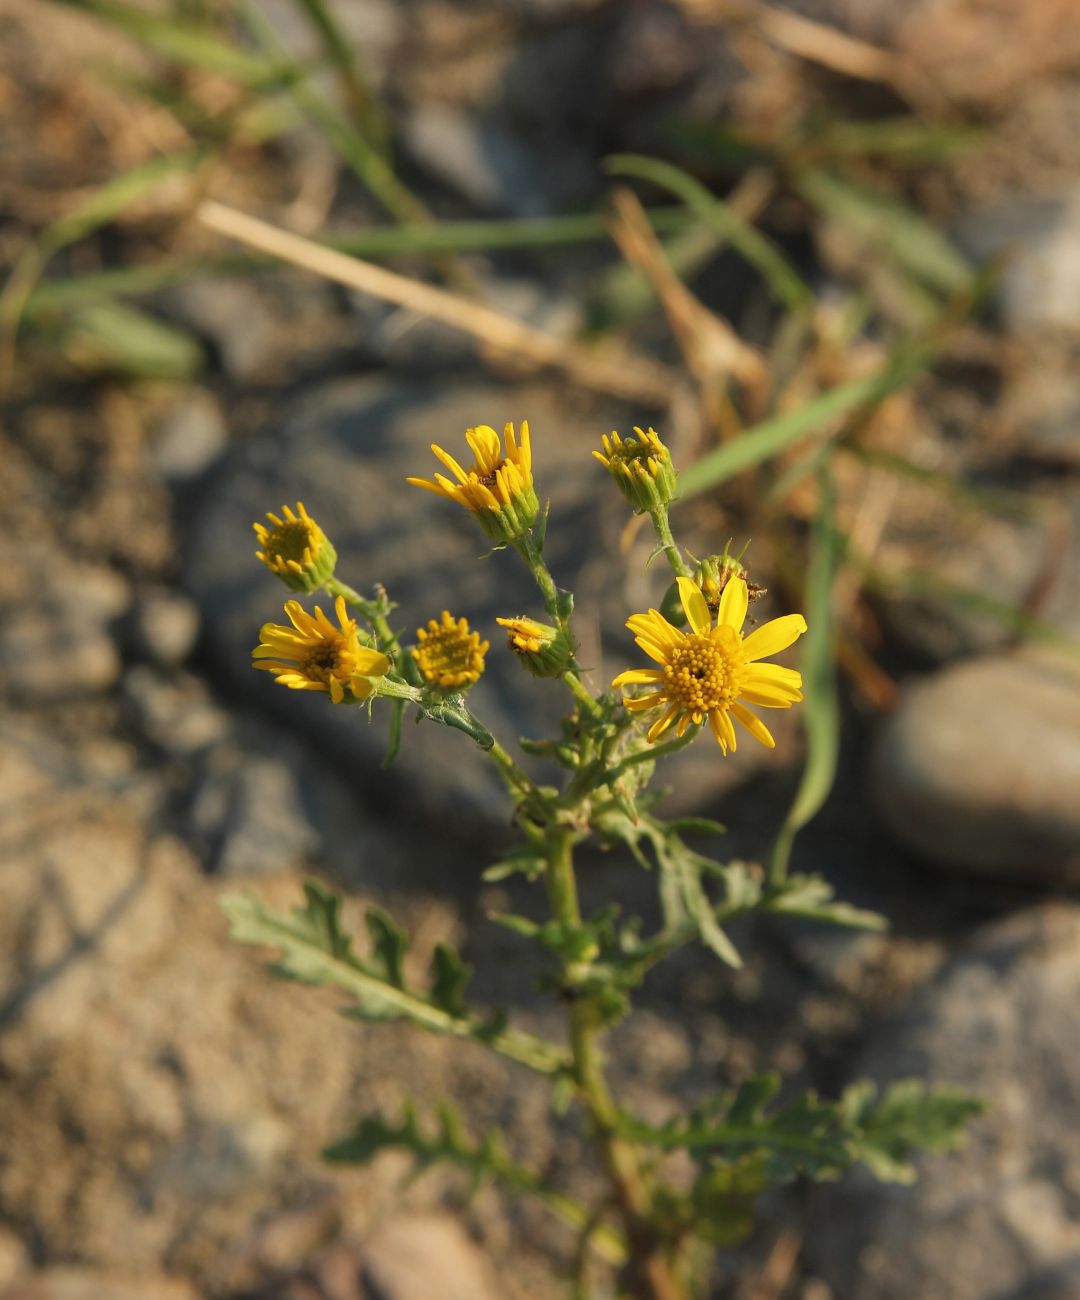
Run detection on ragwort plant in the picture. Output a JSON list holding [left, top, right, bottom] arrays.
[[226, 421, 979, 1300]]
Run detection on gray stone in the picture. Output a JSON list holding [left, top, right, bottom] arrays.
[[182, 377, 790, 831], [957, 189, 1080, 332], [128, 589, 201, 667], [402, 106, 554, 216], [360, 1215, 499, 1300], [806, 903, 1080, 1300], [151, 389, 228, 484], [872, 655, 1080, 883], [873, 503, 1056, 663], [197, 752, 319, 879], [122, 666, 229, 756], [0, 563, 129, 699]]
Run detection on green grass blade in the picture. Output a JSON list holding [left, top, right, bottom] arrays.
[[605, 153, 812, 310], [293, 0, 388, 148], [239, 0, 428, 226], [1, 149, 208, 357], [807, 116, 987, 165], [770, 468, 843, 883], [57, 299, 204, 378], [54, 0, 293, 84], [676, 337, 936, 499], [794, 169, 972, 297]]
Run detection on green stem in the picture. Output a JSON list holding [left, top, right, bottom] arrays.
[[601, 730, 699, 785], [515, 535, 565, 624], [648, 506, 693, 580], [561, 670, 602, 718], [544, 828, 685, 1300]]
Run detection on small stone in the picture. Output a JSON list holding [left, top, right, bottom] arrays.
[[122, 666, 229, 756], [151, 389, 228, 484], [0, 563, 129, 700], [872, 655, 1080, 883], [805, 903, 1080, 1300], [128, 589, 201, 667], [360, 1215, 500, 1300], [402, 106, 553, 216], [203, 753, 320, 878], [957, 188, 1080, 332]]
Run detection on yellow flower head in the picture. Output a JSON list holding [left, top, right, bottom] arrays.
[[593, 427, 677, 513], [412, 611, 489, 691], [613, 577, 806, 754], [406, 421, 539, 543], [253, 501, 337, 593], [252, 595, 389, 704], [496, 616, 575, 678]]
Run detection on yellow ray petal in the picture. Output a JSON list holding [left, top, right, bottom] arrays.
[[647, 703, 681, 742], [741, 613, 807, 663], [709, 708, 737, 753], [624, 691, 667, 711], [718, 576, 748, 632], [612, 667, 665, 687], [745, 662, 803, 691], [730, 701, 775, 748], [466, 424, 501, 471], [740, 683, 801, 708], [677, 577, 712, 635], [431, 443, 471, 484], [406, 475, 451, 498]]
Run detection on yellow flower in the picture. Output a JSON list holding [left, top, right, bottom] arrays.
[[406, 421, 539, 543], [613, 576, 806, 753], [593, 427, 677, 513], [412, 611, 489, 690], [253, 502, 337, 592], [496, 615, 575, 677], [252, 595, 389, 704]]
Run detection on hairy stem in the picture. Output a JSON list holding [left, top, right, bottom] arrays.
[[545, 827, 686, 1300], [648, 506, 693, 580]]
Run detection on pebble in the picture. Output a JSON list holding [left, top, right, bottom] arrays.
[[122, 666, 229, 756], [360, 1215, 500, 1300], [128, 589, 201, 667], [805, 903, 1080, 1300], [0, 564, 129, 700], [957, 188, 1080, 332], [872, 654, 1080, 884], [151, 388, 228, 484]]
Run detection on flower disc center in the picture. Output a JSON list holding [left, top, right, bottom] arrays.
[[266, 519, 315, 563], [664, 632, 743, 712]]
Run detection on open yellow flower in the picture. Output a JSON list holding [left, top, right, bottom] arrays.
[[253, 501, 337, 592], [406, 421, 539, 543], [613, 576, 806, 753], [252, 595, 389, 704], [413, 611, 489, 690]]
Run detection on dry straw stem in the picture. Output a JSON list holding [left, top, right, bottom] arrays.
[[606, 184, 770, 431], [196, 200, 675, 407], [675, 0, 949, 110]]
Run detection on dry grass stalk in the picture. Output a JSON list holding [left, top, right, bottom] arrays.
[[195, 199, 675, 407]]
